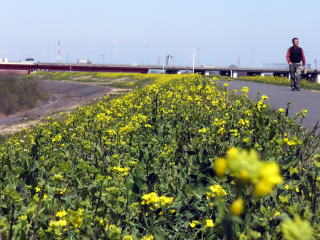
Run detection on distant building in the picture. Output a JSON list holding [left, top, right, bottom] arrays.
[[77, 59, 92, 64], [0, 58, 9, 63]]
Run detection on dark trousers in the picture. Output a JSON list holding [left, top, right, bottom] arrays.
[[289, 63, 303, 88]]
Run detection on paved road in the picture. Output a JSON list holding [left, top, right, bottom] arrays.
[[221, 80, 320, 129]]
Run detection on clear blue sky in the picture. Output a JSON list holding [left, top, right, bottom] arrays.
[[0, 0, 319, 67]]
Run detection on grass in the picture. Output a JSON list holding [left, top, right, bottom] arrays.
[[25, 71, 184, 90], [0, 73, 49, 115]]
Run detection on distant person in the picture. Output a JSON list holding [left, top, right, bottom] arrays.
[[286, 38, 306, 91]]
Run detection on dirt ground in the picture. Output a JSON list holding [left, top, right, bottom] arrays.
[[0, 80, 119, 135]]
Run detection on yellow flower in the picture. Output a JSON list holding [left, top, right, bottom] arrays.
[[285, 184, 290, 190], [141, 235, 154, 240], [278, 108, 285, 113], [95, 113, 107, 122], [99, 218, 104, 225], [159, 196, 174, 205], [141, 192, 158, 205], [207, 184, 227, 198], [18, 215, 28, 221], [189, 220, 200, 228], [52, 133, 62, 143], [35, 187, 41, 193], [279, 195, 290, 203], [43, 194, 48, 200], [238, 119, 250, 126], [58, 219, 67, 227], [261, 95, 268, 101], [254, 162, 283, 196], [229, 129, 240, 137], [59, 188, 67, 194], [169, 209, 176, 214], [240, 169, 250, 182], [257, 100, 267, 111], [283, 137, 301, 146], [274, 211, 281, 217], [123, 235, 134, 240], [241, 86, 249, 94], [205, 219, 215, 228], [226, 147, 261, 183], [52, 174, 64, 181], [110, 166, 130, 176], [49, 219, 68, 228], [214, 157, 227, 177], [230, 198, 244, 216], [219, 147, 282, 196], [239, 233, 247, 240], [198, 128, 209, 133], [56, 210, 67, 218], [301, 109, 308, 116], [281, 216, 313, 240], [141, 192, 174, 210]]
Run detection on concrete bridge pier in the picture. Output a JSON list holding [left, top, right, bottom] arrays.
[[230, 70, 249, 79], [306, 72, 320, 83], [315, 74, 320, 84], [231, 70, 237, 79]]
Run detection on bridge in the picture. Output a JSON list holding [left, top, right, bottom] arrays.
[[1, 62, 320, 82]]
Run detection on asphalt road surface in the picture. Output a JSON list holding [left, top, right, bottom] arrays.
[[221, 80, 320, 129]]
